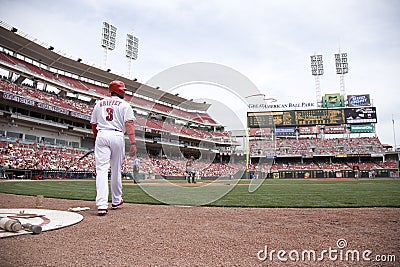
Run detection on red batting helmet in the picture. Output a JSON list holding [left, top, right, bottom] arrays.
[[109, 80, 126, 96]]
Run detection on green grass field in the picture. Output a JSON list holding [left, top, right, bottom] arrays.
[[0, 178, 399, 207]]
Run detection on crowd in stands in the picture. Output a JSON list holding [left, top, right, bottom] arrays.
[[0, 79, 230, 141], [0, 141, 243, 177], [250, 136, 385, 157], [124, 155, 242, 177], [0, 140, 95, 171], [1, 140, 398, 180], [248, 159, 397, 172], [0, 79, 92, 114]]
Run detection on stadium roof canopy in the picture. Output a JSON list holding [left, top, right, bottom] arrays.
[[0, 21, 211, 112]]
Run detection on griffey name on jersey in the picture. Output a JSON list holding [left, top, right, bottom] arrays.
[[99, 99, 122, 107]]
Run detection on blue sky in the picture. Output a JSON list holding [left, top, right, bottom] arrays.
[[1, 0, 399, 147]]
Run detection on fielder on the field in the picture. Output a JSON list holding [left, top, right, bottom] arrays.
[[186, 156, 196, 183], [133, 157, 140, 184], [90, 80, 136, 216]]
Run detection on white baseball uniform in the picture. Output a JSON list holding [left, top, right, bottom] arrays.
[[90, 95, 135, 210]]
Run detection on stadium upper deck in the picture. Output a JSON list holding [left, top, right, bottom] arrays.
[[0, 51, 219, 126], [0, 21, 239, 160], [0, 21, 398, 174], [0, 21, 210, 111]]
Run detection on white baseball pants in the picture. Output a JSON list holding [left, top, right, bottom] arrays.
[[94, 130, 125, 210]]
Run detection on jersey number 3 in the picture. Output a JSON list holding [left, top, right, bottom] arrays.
[[105, 107, 113, 121]]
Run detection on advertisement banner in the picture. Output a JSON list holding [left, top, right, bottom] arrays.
[[350, 124, 375, 133], [344, 107, 377, 124], [1, 92, 92, 120], [36, 102, 70, 115], [322, 93, 345, 108], [347, 94, 371, 107], [275, 127, 296, 135], [298, 126, 321, 135], [2, 92, 35, 106], [70, 111, 91, 121], [324, 125, 346, 133], [249, 127, 272, 136]]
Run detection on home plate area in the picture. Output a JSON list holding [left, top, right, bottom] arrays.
[[0, 208, 83, 238]]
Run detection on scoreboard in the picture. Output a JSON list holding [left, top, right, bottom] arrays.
[[247, 107, 377, 128], [295, 109, 345, 125], [247, 112, 274, 128]]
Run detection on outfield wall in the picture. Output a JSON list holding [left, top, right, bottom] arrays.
[[1, 168, 398, 181], [242, 169, 399, 179]]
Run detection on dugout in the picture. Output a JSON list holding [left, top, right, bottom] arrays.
[[40, 170, 94, 179], [1, 169, 95, 180], [2, 168, 32, 179]]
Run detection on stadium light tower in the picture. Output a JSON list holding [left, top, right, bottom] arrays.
[[393, 114, 397, 152], [310, 54, 324, 107], [126, 33, 139, 78], [335, 51, 348, 98], [101, 21, 117, 68]]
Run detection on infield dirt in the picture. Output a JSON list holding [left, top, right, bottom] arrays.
[[0, 193, 398, 266]]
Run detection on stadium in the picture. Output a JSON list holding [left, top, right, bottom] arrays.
[[0, 19, 399, 266], [0, 21, 398, 181]]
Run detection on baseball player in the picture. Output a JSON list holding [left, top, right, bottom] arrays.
[[91, 80, 136, 216], [132, 157, 140, 184], [186, 156, 196, 183]]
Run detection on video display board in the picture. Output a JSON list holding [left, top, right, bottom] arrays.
[[344, 107, 377, 124]]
